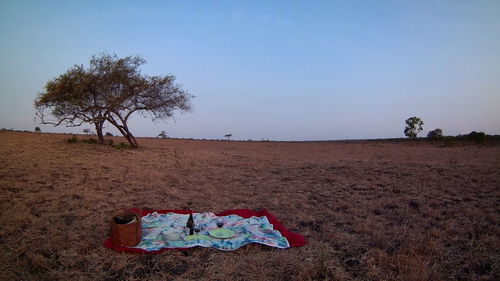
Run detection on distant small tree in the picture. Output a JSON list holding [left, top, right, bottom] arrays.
[[427, 128, 443, 140], [105, 132, 113, 137], [157, 131, 168, 139], [83, 128, 91, 135], [404, 117, 424, 138], [224, 134, 232, 141], [34, 127, 41, 133]]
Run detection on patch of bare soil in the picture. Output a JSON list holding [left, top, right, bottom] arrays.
[[0, 131, 498, 280]]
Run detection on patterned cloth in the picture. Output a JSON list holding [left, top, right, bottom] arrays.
[[132, 212, 290, 251]]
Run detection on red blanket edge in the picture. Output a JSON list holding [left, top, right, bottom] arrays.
[[103, 208, 306, 253]]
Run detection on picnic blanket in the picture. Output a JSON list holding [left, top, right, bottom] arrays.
[[103, 209, 305, 253]]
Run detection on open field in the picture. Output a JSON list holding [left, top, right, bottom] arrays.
[[0, 131, 498, 281]]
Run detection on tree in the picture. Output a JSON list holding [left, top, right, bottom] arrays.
[[35, 53, 193, 148], [89, 53, 192, 148], [34, 127, 41, 132], [35, 64, 108, 144], [404, 117, 423, 138], [224, 134, 232, 141], [427, 128, 443, 140], [105, 132, 113, 137], [157, 131, 168, 139]]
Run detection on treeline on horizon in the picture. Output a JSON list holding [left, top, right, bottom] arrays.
[[370, 131, 500, 146], [1, 127, 499, 146]]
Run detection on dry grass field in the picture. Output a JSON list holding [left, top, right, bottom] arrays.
[[0, 130, 498, 281]]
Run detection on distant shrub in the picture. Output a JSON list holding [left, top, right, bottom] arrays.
[[108, 139, 114, 146], [34, 127, 41, 133], [441, 136, 457, 147], [82, 138, 98, 144], [427, 128, 443, 140], [105, 132, 113, 137], [67, 135, 78, 143], [467, 131, 485, 144], [113, 142, 129, 150]]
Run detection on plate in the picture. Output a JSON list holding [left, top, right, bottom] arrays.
[[208, 228, 235, 239], [183, 234, 211, 241]]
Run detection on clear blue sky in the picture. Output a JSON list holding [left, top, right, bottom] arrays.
[[1, 0, 499, 140]]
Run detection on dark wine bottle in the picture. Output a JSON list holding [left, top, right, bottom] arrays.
[[186, 212, 194, 235]]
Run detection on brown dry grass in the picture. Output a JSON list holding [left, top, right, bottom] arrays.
[[0, 131, 498, 281]]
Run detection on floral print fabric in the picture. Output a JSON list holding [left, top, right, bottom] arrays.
[[131, 212, 290, 251]]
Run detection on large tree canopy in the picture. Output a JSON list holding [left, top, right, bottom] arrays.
[[35, 53, 193, 147], [35, 64, 108, 143]]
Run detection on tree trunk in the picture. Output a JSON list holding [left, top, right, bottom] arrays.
[[122, 126, 138, 148], [95, 120, 105, 144], [117, 129, 138, 148], [106, 114, 140, 148], [106, 118, 138, 148]]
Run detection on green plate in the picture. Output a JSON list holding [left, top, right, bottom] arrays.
[[208, 228, 235, 239], [183, 235, 211, 241]]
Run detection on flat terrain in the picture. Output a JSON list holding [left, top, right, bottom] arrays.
[[0, 131, 498, 281]]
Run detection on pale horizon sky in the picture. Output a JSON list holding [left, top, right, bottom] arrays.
[[1, 0, 499, 141]]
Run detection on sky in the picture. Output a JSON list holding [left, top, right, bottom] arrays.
[[0, 0, 499, 141]]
